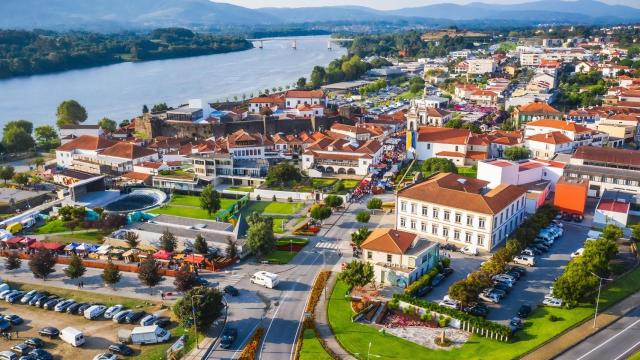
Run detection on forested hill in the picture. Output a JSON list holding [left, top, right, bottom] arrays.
[[0, 28, 253, 80]]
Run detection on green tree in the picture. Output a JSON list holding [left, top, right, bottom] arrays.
[[64, 254, 86, 283], [245, 214, 275, 258], [31, 157, 45, 170], [504, 146, 530, 160], [12, 173, 29, 187], [102, 261, 122, 289], [29, 249, 56, 280], [4, 251, 21, 273], [448, 279, 478, 307], [310, 204, 332, 222], [151, 102, 169, 113], [226, 238, 238, 259], [356, 211, 371, 223], [194, 234, 208, 255], [123, 231, 140, 249], [142, 105, 149, 114], [351, 227, 372, 248], [367, 198, 383, 210], [138, 257, 164, 292], [56, 100, 87, 127], [200, 185, 221, 217], [601, 224, 623, 242], [338, 260, 374, 288], [324, 195, 343, 208], [310, 66, 327, 88], [2, 121, 35, 153], [98, 117, 117, 132], [159, 229, 177, 252], [173, 286, 224, 329], [631, 224, 640, 241], [265, 162, 302, 187], [296, 77, 307, 89], [422, 158, 457, 174], [174, 265, 198, 292], [0, 166, 14, 184]]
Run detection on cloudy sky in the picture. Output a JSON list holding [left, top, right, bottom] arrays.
[[220, 0, 640, 10]]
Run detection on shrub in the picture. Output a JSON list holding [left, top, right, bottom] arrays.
[[438, 316, 451, 327], [287, 197, 293, 202], [420, 312, 432, 321], [441, 257, 451, 268], [404, 267, 440, 295], [256, 194, 261, 201], [356, 211, 371, 223], [272, 195, 277, 201], [549, 314, 561, 322]]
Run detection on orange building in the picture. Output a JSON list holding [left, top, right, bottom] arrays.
[[554, 176, 589, 215]]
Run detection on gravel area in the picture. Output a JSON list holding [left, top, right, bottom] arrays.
[[384, 326, 470, 350]]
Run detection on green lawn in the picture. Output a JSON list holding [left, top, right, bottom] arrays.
[[242, 201, 303, 215], [312, 178, 338, 188], [226, 186, 254, 192], [458, 166, 478, 178], [629, 351, 640, 360], [276, 237, 309, 246], [328, 267, 640, 360], [266, 250, 298, 264], [47, 230, 106, 244], [273, 217, 287, 234], [148, 195, 238, 220], [341, 180, 360, 189], [299, 329, 333, 360], [34, 218, 71, 234]]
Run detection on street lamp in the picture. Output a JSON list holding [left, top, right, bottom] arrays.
[[190, 294, 203, 349], [590, 271, 612, 329]]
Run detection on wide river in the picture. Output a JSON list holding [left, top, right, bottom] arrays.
[[0, 36, 346, 128]]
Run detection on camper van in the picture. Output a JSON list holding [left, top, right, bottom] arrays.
[[20, 217, 36, 229], [250, 271, 280, 289], [130, 325, 170, 344], [5, 222, 22, 234], [60, 327, 85, 347]]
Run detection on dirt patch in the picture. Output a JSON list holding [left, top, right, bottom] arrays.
[[0, 299, 172, 359]]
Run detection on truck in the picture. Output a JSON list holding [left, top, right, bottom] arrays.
[[250, 271, 280, 289], [130, 325, 170, 345], [60, 327, 85, 347]]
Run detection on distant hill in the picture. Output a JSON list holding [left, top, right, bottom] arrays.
[[0, 0, 638, 31]]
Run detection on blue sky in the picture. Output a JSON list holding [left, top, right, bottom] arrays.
[[221, 0, 640, 10]]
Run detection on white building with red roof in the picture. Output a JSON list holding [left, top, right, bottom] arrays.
[[524, 119, 609, 156], [55, 135, 119, 168], [247, 94, 285, 114], [284, 90, 326, 109], [301, 136, 383, 176]]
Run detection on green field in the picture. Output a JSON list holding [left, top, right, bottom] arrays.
[[226, 186, 254, 192], [242, 201, 303, 215], [35, 219, 72, 234], [328, 267, 640, 360], [457, 166, 478, 178], [148, 195, 238, 220], [266, 250, 298, 264], [46, 230, 106, 244], [276, 237, 309, 246], [299, 329, 333, 360], [312, 178, 338, 188]]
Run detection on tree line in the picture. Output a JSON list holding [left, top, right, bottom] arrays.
[[0, 28, 252, 79]]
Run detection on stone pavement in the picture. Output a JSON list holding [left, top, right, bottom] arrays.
[[523, 289, 640, 360], [314, 271, 357, 360]]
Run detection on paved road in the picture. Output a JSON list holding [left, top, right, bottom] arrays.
[[556, 306, 640, 360]]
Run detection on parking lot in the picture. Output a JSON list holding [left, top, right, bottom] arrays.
[[0, 289, 172, 359], [423, 221, 590, 324]]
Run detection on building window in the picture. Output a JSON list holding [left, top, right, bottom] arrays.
[[443, 227, 449, 237], [466, 215, 473, 226], [411, 203, 417, 214], [400, 217, 406, 228], [400, 201, 407, 212], [422, 206, 428, 216], [367, 251, 372, 260], [421, 222, 427, 232], [465, 232, 472, 243], [453, 230, 460, 240], [444, 211, 450, 221], [387, 254, 392, 263], [410, 219, 416, 230], [478, 235, 485, 246], [479, 217, 486, 229], [432, 208, 439, 219], [432, 224, 438, 235]]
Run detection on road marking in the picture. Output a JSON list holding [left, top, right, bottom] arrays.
[[612, 337, 640, 360], [575, 318, 640, 360], [315, 241, 340, 250]]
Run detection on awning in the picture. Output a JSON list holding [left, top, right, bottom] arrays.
[[96, 245, 112, 255], [153, 250, 173, 260], [184, 254, 206, 264], [76, 243, 98, 252], [28, 242, 64, 251], [64, 242, 80, 251], [6, 236, 24, 245]]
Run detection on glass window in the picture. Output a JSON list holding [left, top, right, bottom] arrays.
[[465, 232, 472, 243], [387, 254, 392, 263], [455, 213, 462, 224], [410, 219, 416, 230], [444, 211, 450, 221], [432, 208, 439, 219], [478, 235, 485, 246], [421, 222, 427, 232], [432, 224, 438, 235], [411, 203, 416, 214], [443, 227, 449, 237], [453, 230, 460, 240], [400, 201, 407, 212], [466, 215, 473, 226], [422, 206, 429, 216], [367, 251, 372, 260], [479, 217, 486, 229], [400, 217, 406, 227]]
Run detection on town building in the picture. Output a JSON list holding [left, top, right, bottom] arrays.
[[396, 173, 527, 252], [513, 102, 563, 126], [524, 119, 610, 159], [406, 104, 452, 131], [593, 190, 637, 228], [58, 125, 103, 145], [467, 59, 497, 75], [554, 176, 589, 215], [301, 137, 383, 176], [360, 228, 440, 287]]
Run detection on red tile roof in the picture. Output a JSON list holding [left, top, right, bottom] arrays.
[[597, 199, 630, 214], [361, 228, 417, 255], [527, 131, 572, 145], [285, 90, 324, 98], [517, 102, 561, 114], [417, 127, 470, 145], [436, 151, 465, 158], [100, 142, 157, 159], [572, 146, 640, 166], [57, 135, 119, 152], [527, 119, 591, 133]]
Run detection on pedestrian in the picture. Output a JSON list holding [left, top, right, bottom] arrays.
[[161, 292, 165, 300], [14, 331, 18, 339]]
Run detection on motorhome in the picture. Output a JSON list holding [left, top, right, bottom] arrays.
[[250, 271, 280, 289], [130, 325, 170, 345], [60, 327, 85, 347]]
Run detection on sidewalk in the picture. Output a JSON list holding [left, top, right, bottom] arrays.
[[523, 290, 640, 360], [182, 303, 227, 360], [314, 271, 357, 360]]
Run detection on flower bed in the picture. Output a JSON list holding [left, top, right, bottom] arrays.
[[382, 310, 439, 329], [239, 327, 264, 360]]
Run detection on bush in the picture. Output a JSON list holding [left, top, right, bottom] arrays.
[[272, 195, 277, 201], [404, 267, 440, 295], [549, 314, 561, 322], [438, 316, 450, 328], [420, 312, 432, 321], [367, 197, 382, 210], [256, 194, 261, 201], [287, 197, 293, 202], [441, 257, 451, 268], [356, 211, 371, 223]]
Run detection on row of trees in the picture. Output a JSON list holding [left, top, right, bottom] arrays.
[[307, 55, 370, 89], [447, 205, 559, 307]]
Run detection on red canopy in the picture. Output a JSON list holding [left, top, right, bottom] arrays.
[[19, 237, 35, 246], [5, 236, 23, 245], [184, 254, 205, 264], [28, 241, 64, 251], [153, 250, 173, 260]]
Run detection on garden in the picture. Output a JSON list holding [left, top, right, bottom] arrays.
[[265, 237, 308, 264], [148, 194, 239, 220], [241, 200, 305, 234]]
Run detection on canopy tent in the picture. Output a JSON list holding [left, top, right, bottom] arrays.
[[96, 245, 112, 255], [64, 242, 80, 251], [153, 250, 173, 260], [28, 241, 64, 251], [19, 237, 36, 246], [110, 249, 125, 255], [76, 243, 98, 252], [6, 236, 25, 246], [184, 254, 206, 264]]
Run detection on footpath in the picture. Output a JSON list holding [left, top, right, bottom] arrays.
[[523, 289, 640, 360], [314, 271, 357, 360]]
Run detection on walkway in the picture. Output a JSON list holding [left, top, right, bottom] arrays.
[[524, 290, 640, 360], [182, 303, 227, 360], [314, 271, 357, 360]]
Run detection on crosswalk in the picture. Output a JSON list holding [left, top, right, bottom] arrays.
[[315, 241, 342, 250], [213, 272, 245, 289]]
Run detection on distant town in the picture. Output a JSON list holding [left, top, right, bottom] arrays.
[[0, 18, 640, 360]]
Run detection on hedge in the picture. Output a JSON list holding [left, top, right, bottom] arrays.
[[394, 294, 512, 340], [404, 267, 440, 296]]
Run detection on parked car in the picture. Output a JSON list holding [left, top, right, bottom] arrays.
[[0, 319, 12, 332], [461, 245, 479, 256], [20, 290, 38, 304], [543, 298, 563, 307], [485, 287, 506, 298], [517, 304, 532, 318], [513, 255, 535, 267], [492, 282, 511, 294], [572, 214, 584, 222], [479, 292, 500, 304], [464, 303, 489, 318], [85, 305, 107, 320], [492, 274, 516, 284], [43, 298, 61, 310], [521, 249, 536, 257], [140, 315, 158, 327], [36, 296, 57, 308], [28, 349, 52, 360], [104, 305, 124, 319], [76, 303, 93, 315], [92, 354, 117, 360], [441, 268, 454, 277], [7, 292, 24, 304], [562, 212, 573, 221], [28, 293, 48, 306], [431, 274, 446, 286], [510, 317, 524, 330], [506, 266, 527, 277], [24, 338, 45, 349], [416, 285, 432, 297], [4, 314, 23, 325], [441, 243, 458, 252], [223, 286, 239, 297], [438, 296, 460, 309], [571, 248, 584, 258], [125, 311, 146, 324], [0, 351, 17, 360], [108, 343, 133, 356], [220, 327, 238, 349], [113, 310, 132, 324], [55, 300, 75, 312], [66, 303, 83, 314], [152, 317, 171, 328], [38, 327, 59, 339], [11, 343, 31, 356]]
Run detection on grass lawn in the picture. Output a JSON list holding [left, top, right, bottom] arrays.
[[312, 178, 338, 189], [299, 329, 333, 360], [630, 351, 640, 360], [273, 217, 287, 234], [242, 201, 303, 216], [328, 267, 640, 360], [266, 250, 298, 264], [34, 218, 71, 234], [148, 195, 238, 220], [458, 166, 478, 178], [142, 326, 203, 360], [341, 179, 360, 189], [46, 230, 106, 244], [226, 186, 254, 192], [276, 237, 309, 246]]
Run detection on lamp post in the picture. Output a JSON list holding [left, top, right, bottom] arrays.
[[590, 271, 612, 329], [191, 294, 203, 349]]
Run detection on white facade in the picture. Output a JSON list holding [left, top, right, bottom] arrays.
[[467, 59, 497, 74]]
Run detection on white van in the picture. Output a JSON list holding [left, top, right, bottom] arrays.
[[20, 217, 36, 229], [60, 327, 85, 347], [84, 305, 107, 320], [130, 325, 170, 344], [250, 271, 280, 289]]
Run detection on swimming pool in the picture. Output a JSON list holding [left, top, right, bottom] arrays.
[[104, 189, 167, 213]]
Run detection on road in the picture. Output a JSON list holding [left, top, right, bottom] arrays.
[[556, 306, 640, 360]]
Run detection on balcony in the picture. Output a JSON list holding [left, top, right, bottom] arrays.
[[315, 159, 359, 167]]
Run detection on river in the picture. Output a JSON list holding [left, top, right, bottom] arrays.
[[0, 36, 346, 128]]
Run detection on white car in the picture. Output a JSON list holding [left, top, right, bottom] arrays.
[[542, 297, 563, 307], [513, 255, 535, 267], [571, 248, 584, 258], [438, 296, 460, 309], [104, 305, 124, 319], [521, 249, 535, 257], [93, 354, 117, 360], [492, 274, 516, 284], [479, 292, 500, 304], [461, 245, 479, 256]]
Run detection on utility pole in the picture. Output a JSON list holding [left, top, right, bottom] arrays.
[[590, 271, 612, 329]]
